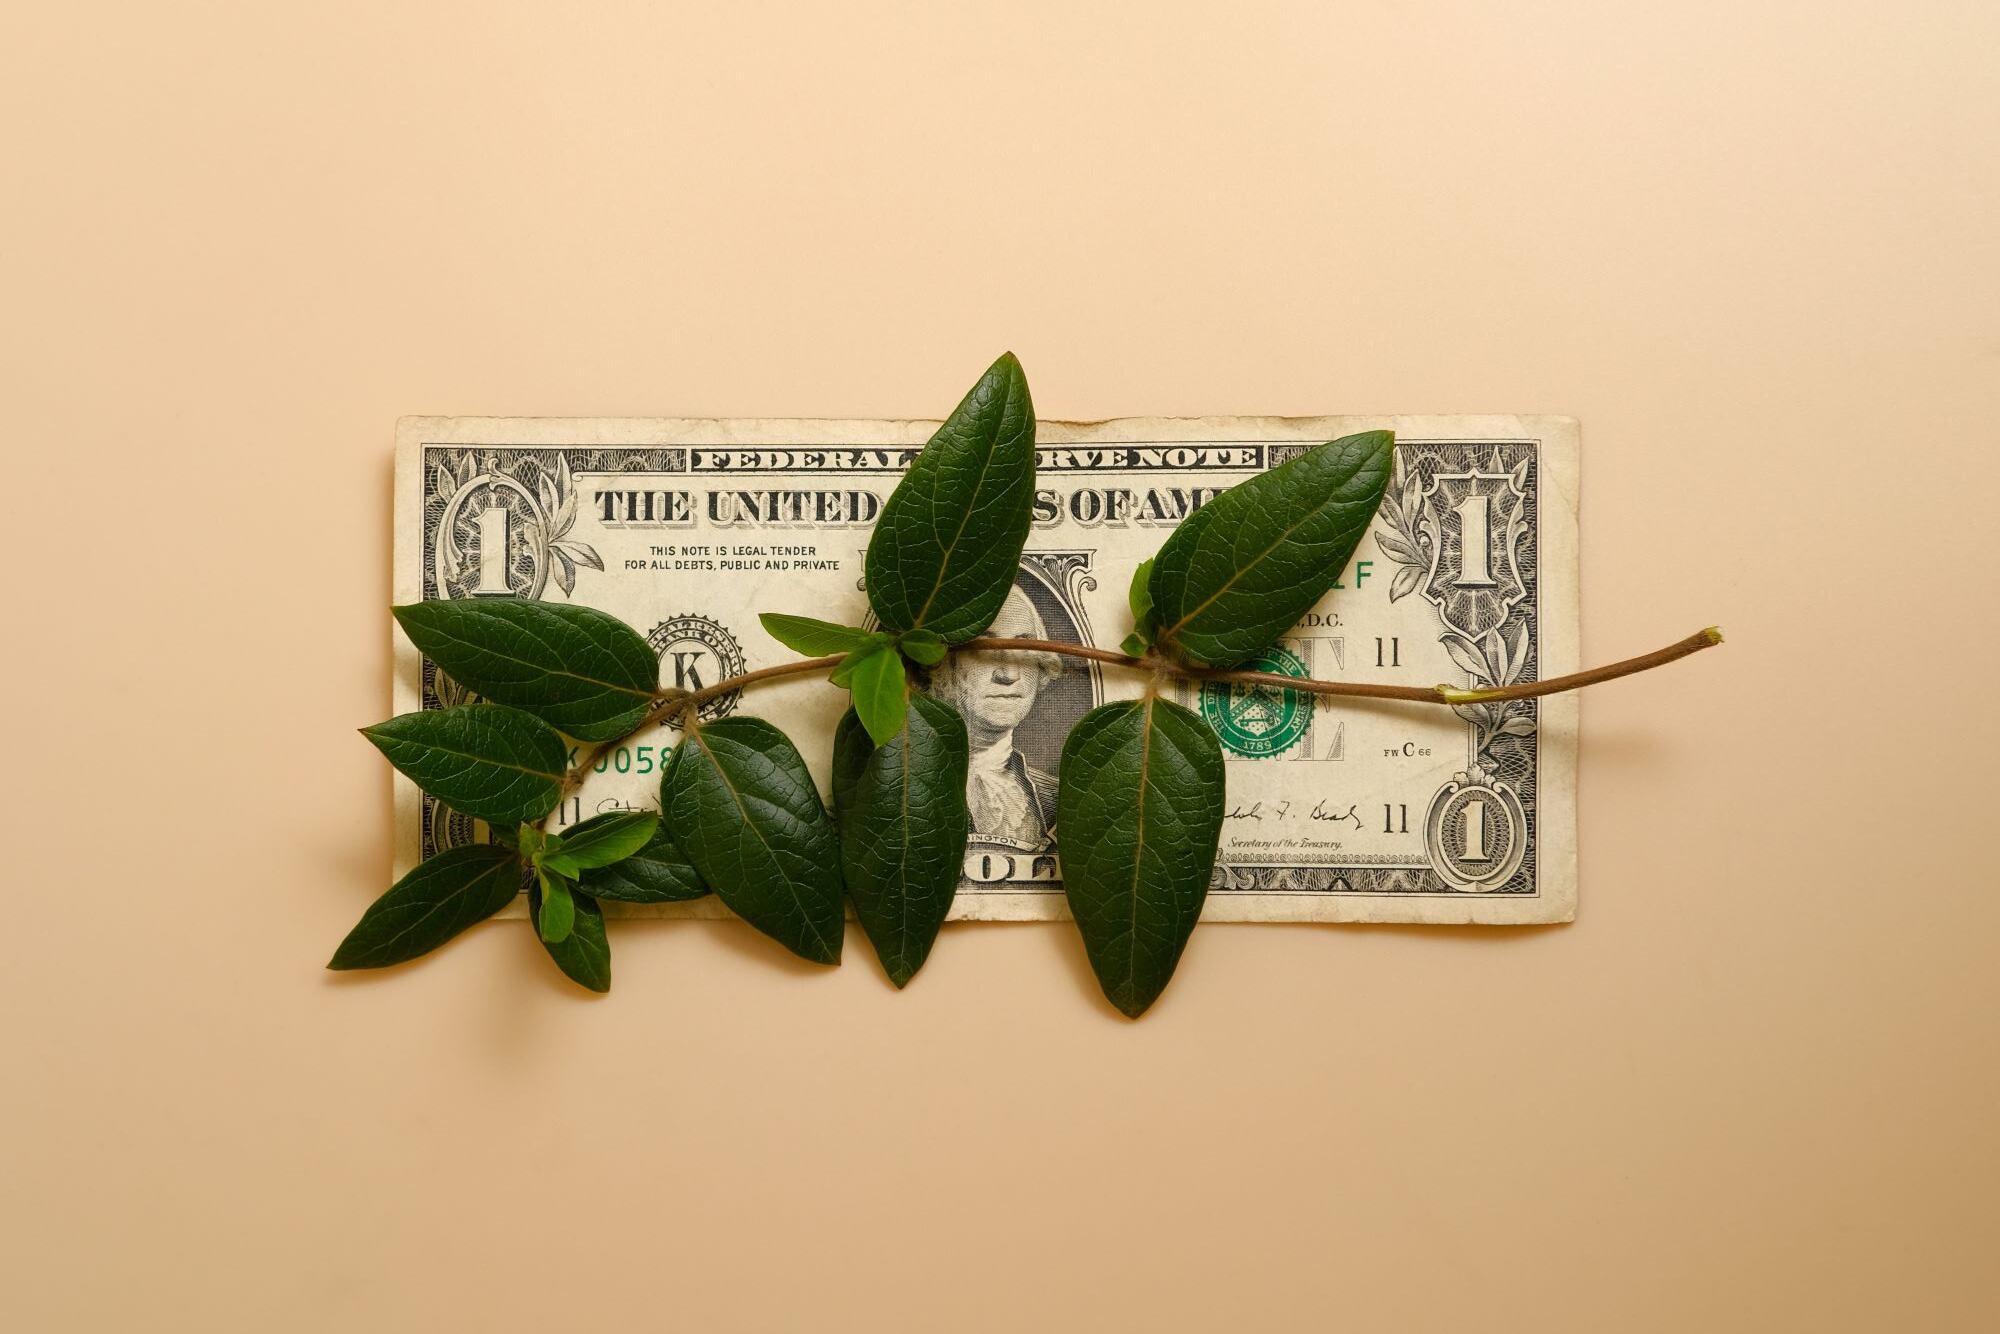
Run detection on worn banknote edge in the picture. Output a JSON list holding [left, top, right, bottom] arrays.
[[392, 413, 1579, 927]]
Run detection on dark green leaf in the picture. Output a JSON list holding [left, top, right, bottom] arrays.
[[529, 876, 610, 992], [864, 352, 1037, 643], [831, 695, 970, 987], [537, 869, 575, 943], [760, 612, 873, 657], [660, 717, 845, 963], [541, 811, 658, 873], [579, 818, 707, 903], [1147, 431, 1395, 667], [328, 844, 524, 971], [392, 600, 660, 741], [1056, 697, 1226, 1018], [896, 629, 948, 666], [361, 704, 567, 826], [849, 643, 908, 744], [1119, 633, 1150, 658]]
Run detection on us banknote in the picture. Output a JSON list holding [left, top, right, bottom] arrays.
[[393, 414, 1579, 925]]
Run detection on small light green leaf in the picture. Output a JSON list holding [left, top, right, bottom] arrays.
[[661, 718, 845, 963], [542, 811, 658, 872], [832, 695, 970, 987], [829, 635, 892, 687], [579, 818, 707, 903], [361, 704, 567, 826], [1147, 431, 1395, 667], [328, 844, 524, 971], [1122, 558, 1157, 656], [864, 352, 1037, 643], [759, 612, 874, 657], [392, 600, 660, 741], [537, 869, 576, 944], [1128, 557, 1155, 627], [1057, 697, 1226, 1018], [530, 831, 566, 870], [529, 876, 610, 992], [850, 644, 908, 744], [897, 629, 948, 666]]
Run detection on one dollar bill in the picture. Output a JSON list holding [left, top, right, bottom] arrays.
[[394, 414, 1579, 925]]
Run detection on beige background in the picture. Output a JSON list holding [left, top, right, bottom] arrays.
[[5, 3, 1996, 1330]]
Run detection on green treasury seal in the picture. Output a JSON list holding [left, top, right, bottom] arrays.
[[1199, 645, 1311, 758]]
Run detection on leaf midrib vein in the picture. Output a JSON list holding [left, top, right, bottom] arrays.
[[1123, 697, 1155, 1001], [423, 618, 654, 702], [375, 861, 513, 958], [1157, 489, 1366, 645], [384, 734, 564, 784], [895, 707, 914, 974], [910, 406, 1016, 629], [690, 728, 832, 957]]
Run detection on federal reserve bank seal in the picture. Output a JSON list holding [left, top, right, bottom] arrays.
[[647, 614, 746, 723], [1198, 644, 1312, 758]]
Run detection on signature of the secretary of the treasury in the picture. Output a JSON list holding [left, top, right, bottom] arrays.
[[1223, 798, 1363, 830]]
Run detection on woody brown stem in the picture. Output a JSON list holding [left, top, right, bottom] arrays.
[[1434, 627, 1722, 704], [961, 628, 1724, 705], [557, 628, 1724, 792], [685, 653, 846, 708]]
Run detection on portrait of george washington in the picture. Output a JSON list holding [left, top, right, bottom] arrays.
[[926, 582, 1068, 852]]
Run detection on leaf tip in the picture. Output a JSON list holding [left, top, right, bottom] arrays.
[[1110, 990, 1156, 1020], [985, 350, 1030, 401], [355, 720, 402, 757], [803, 925, 846, 966], [1340, 428, 1397, 474]]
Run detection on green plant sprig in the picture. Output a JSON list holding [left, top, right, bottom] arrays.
[[337, 352, 1723, 1016], [643, 623, 1723, 726]]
